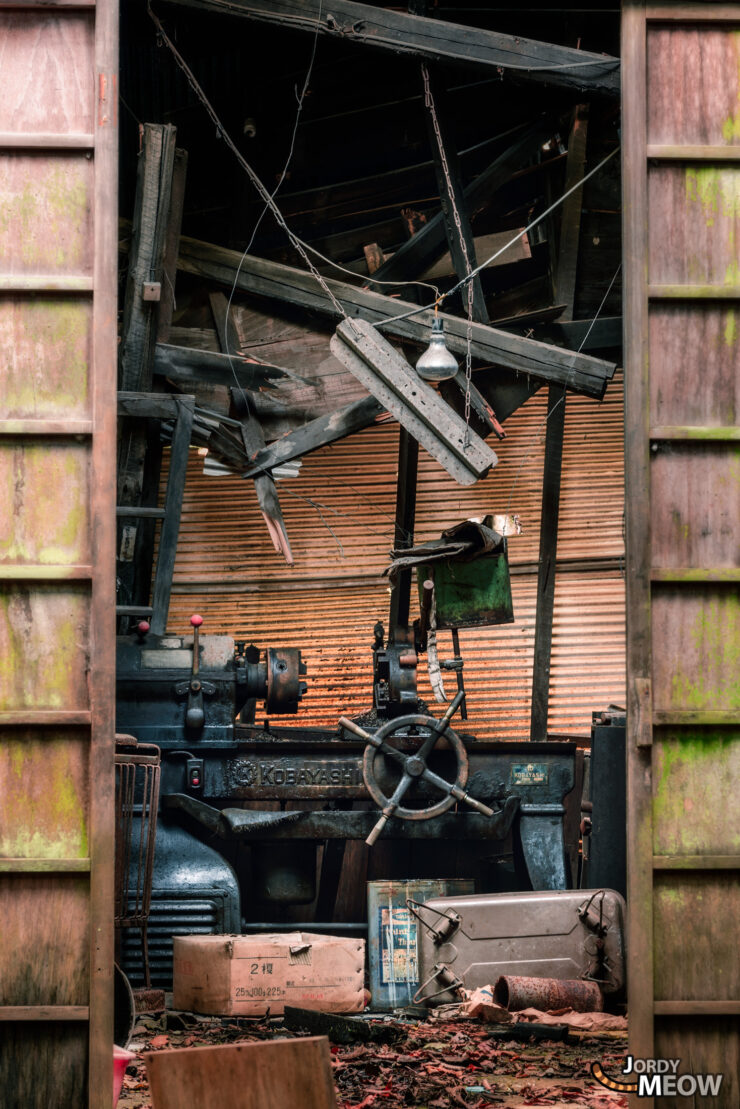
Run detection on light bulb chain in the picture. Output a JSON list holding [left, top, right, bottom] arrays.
[[422, 64, 474, 447]]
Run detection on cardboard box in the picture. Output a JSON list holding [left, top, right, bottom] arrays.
[[173, 932, 366, 1017]]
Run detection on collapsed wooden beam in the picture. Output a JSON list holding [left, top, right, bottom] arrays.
[[169, 0, 620, 95], [368, 120, 553, 289], [153, 342, 301, 390], [330, 318, 497, 486], [176, 236, 618, 399], [209, 291, 293, 564], [243, 396, 385, 477]]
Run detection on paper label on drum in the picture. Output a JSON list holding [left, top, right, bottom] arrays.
[[378, 905, 418, 985]]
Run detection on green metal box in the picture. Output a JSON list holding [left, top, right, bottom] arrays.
[[416, 550, 514, 629]]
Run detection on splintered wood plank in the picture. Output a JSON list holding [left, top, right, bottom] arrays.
[[243, 396, 385, 476], [145, 1036, 338, 1109], [210, 291, 293, 564]]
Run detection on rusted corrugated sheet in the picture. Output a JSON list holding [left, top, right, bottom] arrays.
[[169, 376, 624, 585], [166, 374, 624, 739]]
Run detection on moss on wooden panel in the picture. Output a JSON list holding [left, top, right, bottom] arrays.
[[721, 32, 740, 143], [653, 732, 740, 855], [0, 738, 88, 858], [0, 299, 90, 418], [670, 595, 740, 711], [685, 166, 740, 231], [0, 162, 89, 269], [0, 444, 88, 565], [0, 587, 89, 709]]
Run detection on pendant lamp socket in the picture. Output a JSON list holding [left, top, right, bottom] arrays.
[[415, 317, 459, 382]]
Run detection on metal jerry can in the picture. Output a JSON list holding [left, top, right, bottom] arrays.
[[414, 888, 626, 1005]]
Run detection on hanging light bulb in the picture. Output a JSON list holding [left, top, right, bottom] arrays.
[[415, 314, 458, 382]]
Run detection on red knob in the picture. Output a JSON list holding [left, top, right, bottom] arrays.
[[190, 614, 203, 628], [138, 621, 150, 634]]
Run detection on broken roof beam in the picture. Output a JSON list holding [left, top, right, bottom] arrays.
[[170, 0, 620, 96], [176, 236, 618, 399], [369, 120, 553, 289], [330, 318, 497, 487], [209, 291, 294, 565], [153, 342, 301, 391], [243, 396, 385, 477]]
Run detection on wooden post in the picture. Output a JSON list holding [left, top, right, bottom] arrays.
[[117, 123, 178, 621], [555, 105, 589, 321], [529, 384, 566, 741], [388, 428, 419, 640]]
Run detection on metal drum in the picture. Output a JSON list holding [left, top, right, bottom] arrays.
[[367, 878, 474, 1011]]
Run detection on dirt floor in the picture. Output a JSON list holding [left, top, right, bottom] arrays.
[[119, 1008, 629, 1109]]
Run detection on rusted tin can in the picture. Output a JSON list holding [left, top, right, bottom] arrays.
[[494, 974, 604, 1013]]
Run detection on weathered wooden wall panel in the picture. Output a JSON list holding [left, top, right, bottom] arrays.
[[653, 873, 740, 1000], [0, 585, 90, 711], [648, 166, 740, 285], [0, 12, 94, 135], [651, 587, 739, 712], [0, 730, 89, 859], [0, 442, 91, 564], [624, 5, 740, 1102], [647, 27, 740, 146], [0, 155, 94, 277], [0, 2, 118, 1106], [0, 875, 90, 1004], [654, 1019, 740, 1109], [649, 304, 740, 426], [0, 1025, 88, 1109], [650, 443, 739, 567], [0, 298, 92, 420]]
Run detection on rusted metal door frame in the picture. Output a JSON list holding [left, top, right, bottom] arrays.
[[623, 2, 740, 1104], [0, 0, 118, 1104]]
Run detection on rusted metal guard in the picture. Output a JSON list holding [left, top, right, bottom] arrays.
[[115, 735, 161, 987]]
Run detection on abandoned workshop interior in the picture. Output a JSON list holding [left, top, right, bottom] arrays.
[[0, 0, 738, 1106]]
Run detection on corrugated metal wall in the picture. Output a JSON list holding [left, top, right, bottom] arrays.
[[167, 373, 625, 740]]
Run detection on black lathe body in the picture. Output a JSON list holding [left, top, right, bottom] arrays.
[[116, 617, 576, 986]]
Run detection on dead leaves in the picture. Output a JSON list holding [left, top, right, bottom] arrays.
[[118, 1011, 628, 1109]]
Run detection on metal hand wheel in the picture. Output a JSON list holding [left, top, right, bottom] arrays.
[[339, 690, 494, 846]]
